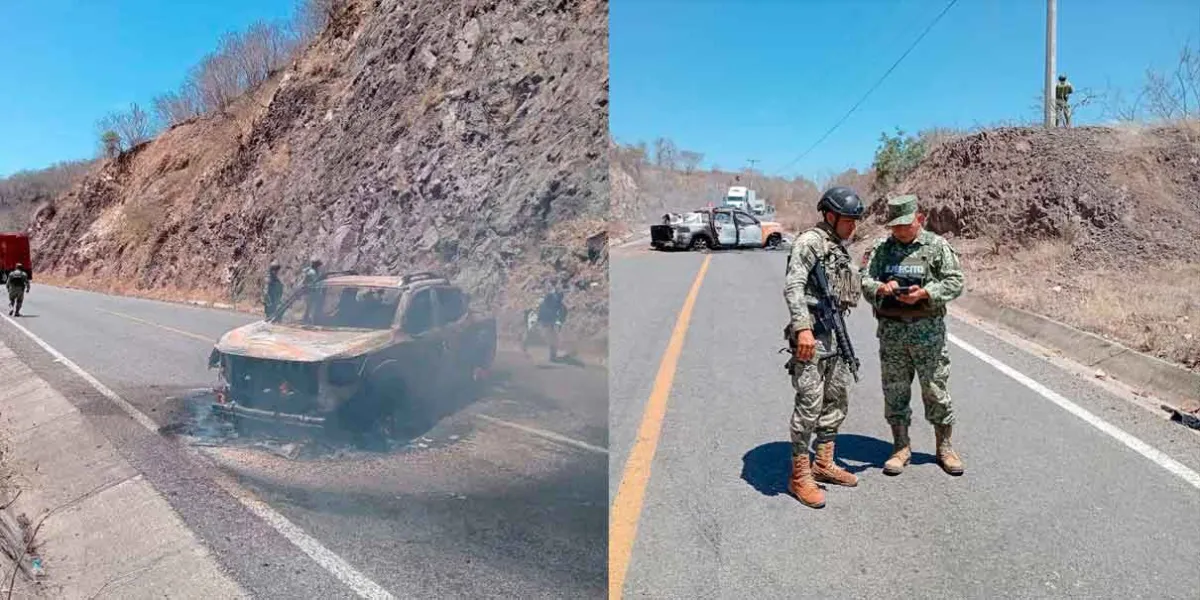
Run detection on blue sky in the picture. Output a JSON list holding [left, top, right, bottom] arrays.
[[0, 0, 298, 178], [610, 0, 1200, 181]]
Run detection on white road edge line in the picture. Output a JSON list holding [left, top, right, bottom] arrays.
[[948, 332, 1200, 491], [0, 314, 397, 600], [474, 413, 608, 455]]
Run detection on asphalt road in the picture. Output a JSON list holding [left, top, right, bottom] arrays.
[[0, 284, 606, 599], [610, 245, 1200, 600]]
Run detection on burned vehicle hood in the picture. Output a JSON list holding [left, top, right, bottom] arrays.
[[214, 321, 395, 362]]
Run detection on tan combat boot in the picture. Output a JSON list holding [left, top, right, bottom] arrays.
[[934, 424, 964, 475], [812, 438, 858, 487], [788, 453, 826, 508], [882, 424, 911, 476]]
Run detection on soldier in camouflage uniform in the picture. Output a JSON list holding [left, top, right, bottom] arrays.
[[860, 194, 966, 476], [6, 262, 30, 317], [1055, 74, 1073, 127], [263, 262, 284, 319], [301, 258, 323, 323], [782, 186, 866, 509]]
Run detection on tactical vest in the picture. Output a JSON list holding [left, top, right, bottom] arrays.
[[876, 242, 937, 318], [5, 270, 28, 293], [801, 227, 860, 312], [827, 247, 860, 311]]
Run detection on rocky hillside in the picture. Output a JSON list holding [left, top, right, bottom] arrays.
[[31, 0, 609, 346], [0, 160, 93, 231], [856, 123, 1200, 370]]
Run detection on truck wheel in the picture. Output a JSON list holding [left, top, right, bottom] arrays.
[[690, 236, 710, 251], [765, 233, 782, 249], [346, 378, 407, 441]]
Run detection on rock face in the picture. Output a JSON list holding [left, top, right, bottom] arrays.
[[31, 0, 609, 342]]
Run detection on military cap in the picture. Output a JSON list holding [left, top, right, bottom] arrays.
[[885, 194, 919, 227]]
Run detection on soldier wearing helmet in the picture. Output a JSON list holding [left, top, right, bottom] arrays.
[[781, 186, 866, 508], [301, 257, 324, 323], [6, 261, 30, 317], [1055, 74, 1073, 127]]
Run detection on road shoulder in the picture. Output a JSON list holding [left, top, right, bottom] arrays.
[[0, 341, 248, 598]]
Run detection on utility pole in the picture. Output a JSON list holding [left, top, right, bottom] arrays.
[[746, 159, 759, 190], [1044, 0, 1056, 128]]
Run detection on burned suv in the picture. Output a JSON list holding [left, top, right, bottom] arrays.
[[207, 271, 497, 438]]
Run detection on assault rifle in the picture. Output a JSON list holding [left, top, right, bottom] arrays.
[[783, 262, 861, 382]]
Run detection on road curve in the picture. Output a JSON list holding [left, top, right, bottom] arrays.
[[610, 245, 1200, 600], [0, 284, 607, 599]]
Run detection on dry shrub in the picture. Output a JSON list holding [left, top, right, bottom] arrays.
[[965, 239, 1200, 369]]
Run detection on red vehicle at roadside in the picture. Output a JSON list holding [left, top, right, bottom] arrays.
[[0, 232, 32, 284]]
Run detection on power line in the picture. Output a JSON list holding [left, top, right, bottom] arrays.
[[774, 0, 960, 175]]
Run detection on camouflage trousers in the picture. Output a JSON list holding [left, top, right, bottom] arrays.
[[1055, 101, 1071, 127], [8, 289, 24, 310], [789, 344, 851, 457], [877, 317, 954, 427]]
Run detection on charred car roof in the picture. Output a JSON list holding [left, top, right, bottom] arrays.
[[318, 272, 450, 289]]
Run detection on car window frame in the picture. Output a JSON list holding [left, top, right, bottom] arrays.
[[401, 287, 438, 336], [432, 285, 468, 327], [734, 211, 758, 226]]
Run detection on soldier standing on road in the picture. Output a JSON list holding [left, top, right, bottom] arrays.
[[860, 194, 966, 476], [782, 186, 866, 509], [263, 262, 284, 319], [6, 262, 30, 317], [531, 282, 568, 362], [1055, 74, 1073, 127], [301, 258, 323, 323]]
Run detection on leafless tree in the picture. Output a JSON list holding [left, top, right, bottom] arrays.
[[153, 82, 204, 127], [1101, 79, 1144, 122], [193, 45, 242, 114], [230, 21, 297, 91], [96, 102, 155, 151], [1101, 42, 1199, 124], [292, 0, 335, 44], [1143, 44, 1199, 121], [653, 137, 678, 170], [678, 150, 703, 174], [0, 159, 93, 229]]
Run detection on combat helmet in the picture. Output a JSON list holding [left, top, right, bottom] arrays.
[[817, 186, 865, 219]]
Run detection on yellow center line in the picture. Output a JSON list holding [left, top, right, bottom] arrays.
[[96, 308, 216, 344], [609, 253, 712, 599]]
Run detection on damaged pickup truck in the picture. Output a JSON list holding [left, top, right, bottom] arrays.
[[650, 206, 786, 251], [207, 271, 496, 438]]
